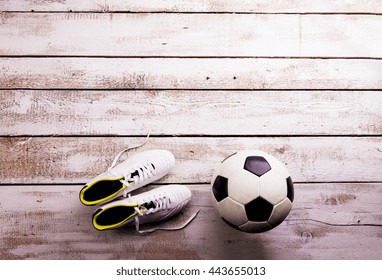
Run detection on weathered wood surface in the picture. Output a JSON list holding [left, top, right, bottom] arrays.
[[1, 13, 381, 57], [1, 0, 382, 13], [1, 90, 381, 136], [0, 0, 381, 261], [1, 137, 381, 184], [2, 58, 382, 90], [0, 184, 380, 260]]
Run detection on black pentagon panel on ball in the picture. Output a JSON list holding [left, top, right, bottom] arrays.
[[212, 175, 229, 202], [245, 197, 274, 222], [286, 176, 294, 202], [243, 156, 271, 177]]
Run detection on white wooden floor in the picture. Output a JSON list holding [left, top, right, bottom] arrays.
[[0, 1, 381, 260]]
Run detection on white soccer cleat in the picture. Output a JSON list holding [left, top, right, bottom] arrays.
[[79, 149, 175, 206], [92, 185, 194, 232]]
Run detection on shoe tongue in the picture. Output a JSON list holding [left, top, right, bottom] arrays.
[[129, 163, 155, 180], [130, 170, 139, 178], [143, 201, 156, 209], [141, 197, 169, 212], [125, 170, 140, 184]]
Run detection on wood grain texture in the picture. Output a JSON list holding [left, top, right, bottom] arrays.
[[1, 0, 381, 262], [1, 90, 381, 136], [1, 137, 381, 184], [1, 13, 381, 57], [0, 184, 380, 260], [1, 0, 382, 13], [2, 58, 382, 90]]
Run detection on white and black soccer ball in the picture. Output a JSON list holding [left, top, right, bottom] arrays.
[[211, 150, 294, 233]]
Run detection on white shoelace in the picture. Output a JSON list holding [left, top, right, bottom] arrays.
[[108, 133, 151, 187], [120, 162, 156, 187], [133, 196, 200, 233], [134, 210, 200, 234], [107, 132, 200, 233], [108, 133, 150, 171]]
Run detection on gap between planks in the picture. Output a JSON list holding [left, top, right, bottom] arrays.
[[3, 11, 382, 15], [2, 0, 382, 16]]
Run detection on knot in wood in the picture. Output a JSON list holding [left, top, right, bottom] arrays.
[[301, 231, 313, 242]]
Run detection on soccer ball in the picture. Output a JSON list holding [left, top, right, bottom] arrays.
[[211, 150, 294, 233]]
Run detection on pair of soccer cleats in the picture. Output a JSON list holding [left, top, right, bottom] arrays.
[[79, 149, 196, 232]]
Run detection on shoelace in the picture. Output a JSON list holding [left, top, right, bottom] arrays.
[[132, 195, 200, 233], [120, 161, 156, 187], [108, 133, 150, 170], [108, 132, 200, 233], [108, 133, 152, 188]]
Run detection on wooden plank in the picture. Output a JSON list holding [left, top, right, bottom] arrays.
[[1, 0, 381, 13], [1, 58, 382, 90], [0, 184, 380, 259], [0, 13, 381, 57], [1, 90, 381, 136], [1, 137, 381, 184]]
